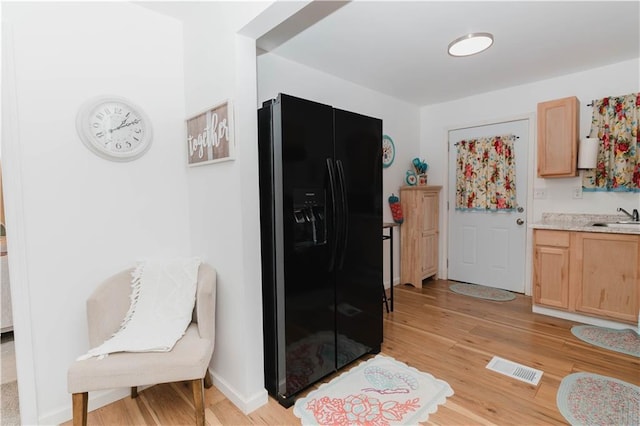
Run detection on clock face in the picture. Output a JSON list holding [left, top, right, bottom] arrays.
[[382, 135, 395, 168], [77, 96, 152, 161]]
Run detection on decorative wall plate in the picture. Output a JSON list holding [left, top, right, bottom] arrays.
[[382, 135, 395, 168]]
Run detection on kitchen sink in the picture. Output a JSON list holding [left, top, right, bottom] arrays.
[[591, 221, 640, 229]]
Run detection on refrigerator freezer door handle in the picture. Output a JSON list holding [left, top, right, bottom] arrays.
[[326, 158, 339, 271], [336, 160, 349, 269]]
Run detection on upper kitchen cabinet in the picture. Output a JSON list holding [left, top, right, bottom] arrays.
[[537, 96, 579, 178]]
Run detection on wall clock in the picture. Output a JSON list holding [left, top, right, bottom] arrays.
[[76, 96, 152, 161], [382, 134, 395, 168]]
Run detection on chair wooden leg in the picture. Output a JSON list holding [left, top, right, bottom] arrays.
[[72, 392, 88, 426], [203, 369, 213, 389], [131, 386, 138, 399], [191, 378, 205, 426]]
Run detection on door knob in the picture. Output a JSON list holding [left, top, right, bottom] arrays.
[[516, 218, 524, 225]]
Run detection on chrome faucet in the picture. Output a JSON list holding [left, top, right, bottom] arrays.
[[618, 207, 640, 221]]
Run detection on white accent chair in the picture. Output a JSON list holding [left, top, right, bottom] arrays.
[[67, 263, 216, 426]]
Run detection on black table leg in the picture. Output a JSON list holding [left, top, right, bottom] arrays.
[[382, 226, 395, 313], [381, 233, 390, 313], [389, 226, 394, 312]]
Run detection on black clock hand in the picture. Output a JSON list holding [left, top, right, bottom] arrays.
[[119, 118, 140, 129], [109, 118, 129, 133], [109, 118, 140, 133], [119, 112, 130, 127]]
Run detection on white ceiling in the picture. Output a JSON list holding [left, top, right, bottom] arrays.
[[141, 1, 640, 106], [259, 1, 640, 105]]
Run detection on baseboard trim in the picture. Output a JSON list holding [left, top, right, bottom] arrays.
[[39, 387, 132, 425], [39, 370, 269, 423], [383, 277, 399, 290], [210, 368, 268, 414], [532, 305, 633, 330]]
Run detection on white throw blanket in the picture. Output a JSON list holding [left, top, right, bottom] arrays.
[[78, 257, 201, 360]]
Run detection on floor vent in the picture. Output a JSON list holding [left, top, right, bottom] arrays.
[[486, 356, 543, 386]]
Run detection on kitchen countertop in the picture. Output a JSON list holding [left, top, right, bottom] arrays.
[[530, 213, 640, 235]]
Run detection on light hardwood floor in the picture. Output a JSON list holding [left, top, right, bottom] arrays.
[[62, 280, 640, 425]]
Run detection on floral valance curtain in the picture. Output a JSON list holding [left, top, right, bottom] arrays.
[[583, 92, 640, 192], [455, 134, 517, 211]]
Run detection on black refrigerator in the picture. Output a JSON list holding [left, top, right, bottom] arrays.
[[258, 93, 383, 407]]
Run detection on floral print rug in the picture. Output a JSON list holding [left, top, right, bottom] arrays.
[[557, 372, 639, 426], [449, 282, 516, 301], [293, 355, 453, 425], [571, 325, 640, 357]]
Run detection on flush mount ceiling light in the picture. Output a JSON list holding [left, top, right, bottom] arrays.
[[448, 32, 494, 57]]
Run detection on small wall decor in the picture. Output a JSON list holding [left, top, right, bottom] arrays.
[[76, 95, 153, 162], [388, 193, 404, 224], [382, 135, 395, 168], [186, 100, 234, 166]]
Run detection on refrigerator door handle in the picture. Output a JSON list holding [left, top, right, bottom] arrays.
[[326, 158, 339, 271], [336, 160, 349, 269]]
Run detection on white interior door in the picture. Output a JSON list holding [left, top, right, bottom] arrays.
[[447, 119, 529, 293]]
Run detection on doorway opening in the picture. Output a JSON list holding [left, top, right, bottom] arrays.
[[447, 118, 532, 293]]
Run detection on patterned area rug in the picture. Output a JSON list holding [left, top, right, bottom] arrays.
[[449, 283, 516, 301], [557, 372, 639, 426], [571, 325, 640, 357], [293, 355, 453, 425]]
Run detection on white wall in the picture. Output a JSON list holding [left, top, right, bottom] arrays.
[[179, 0, 272, 413], [5, 1, 637, 422], [422, 58, 640, 217], [3, 1, 315, 421], [258, 53, 422, 287], [2, 2, 189, 423], [421, 58, 640, 278]]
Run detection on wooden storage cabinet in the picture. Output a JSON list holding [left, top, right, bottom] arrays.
[[400, 186, 441, 288], [537, 96, 579, 178], [533, 230, 570, 309], [570, 232, 639, 323], [533, 229, 640, 324]]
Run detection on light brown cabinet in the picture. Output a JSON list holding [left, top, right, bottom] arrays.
[[533, 229, 640, 324], [571, 232, 639, 323], [537, 96, 579, 178], [400, 185, 441, 288], [533, 230, 570, 309]]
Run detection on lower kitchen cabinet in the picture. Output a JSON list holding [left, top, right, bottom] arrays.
[[533, 229, 640, 324], [533, 230, 570, 309], [571, 232, 639, 323]]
